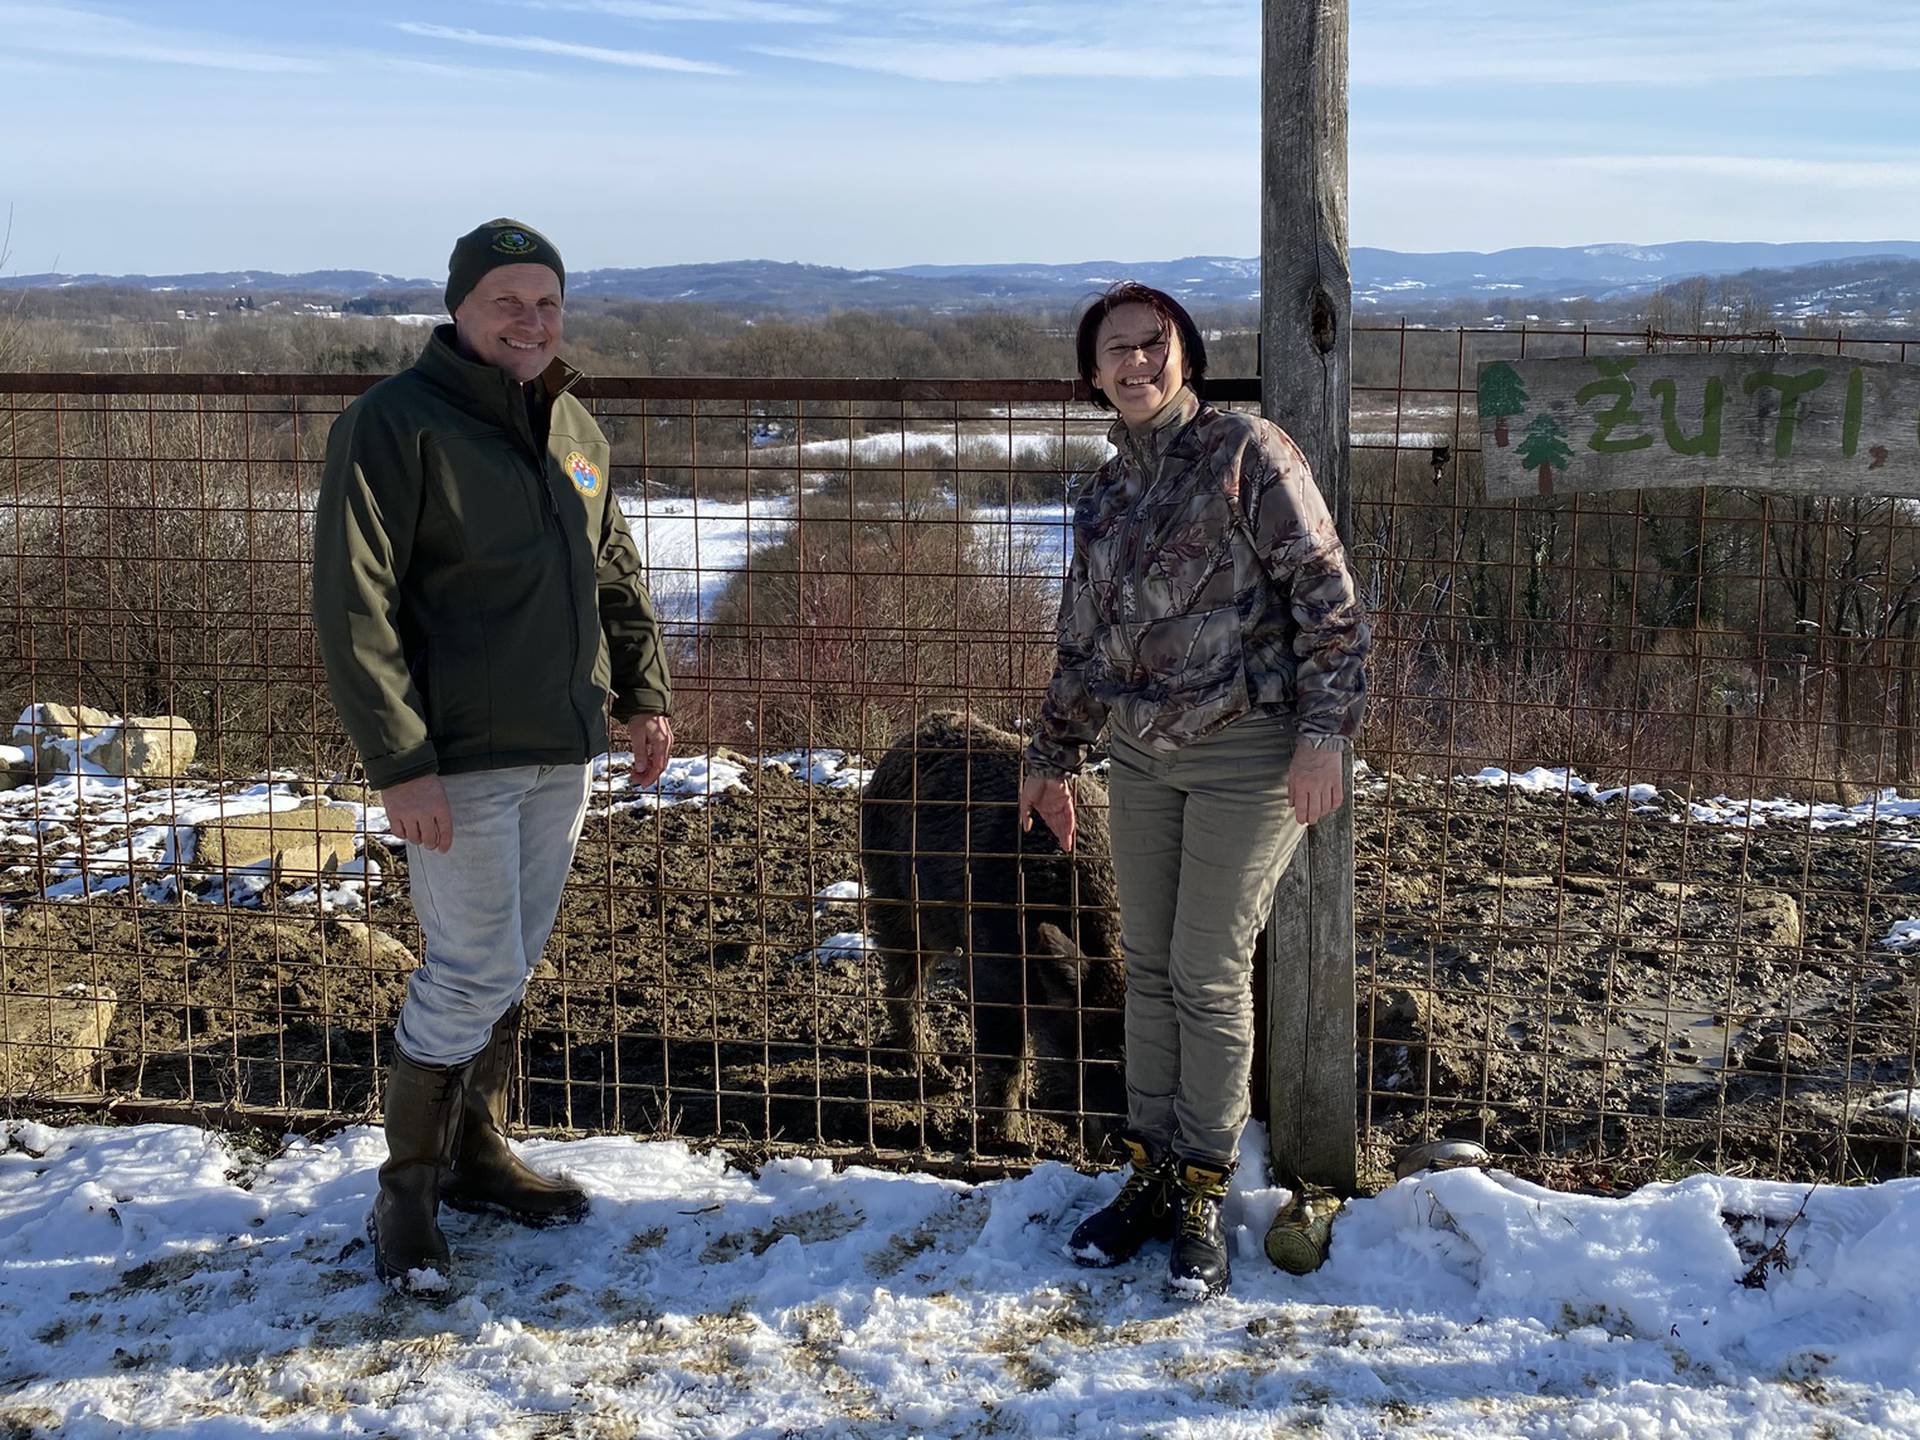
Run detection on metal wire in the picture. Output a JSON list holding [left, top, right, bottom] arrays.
[[0, 327, 1915, 1189]]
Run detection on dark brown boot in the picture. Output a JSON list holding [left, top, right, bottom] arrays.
[[370, 1051, 466, 1292], [441, 1003, 589, 1227]]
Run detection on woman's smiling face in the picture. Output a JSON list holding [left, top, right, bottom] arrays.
[[1091, 302, 1189, 424]]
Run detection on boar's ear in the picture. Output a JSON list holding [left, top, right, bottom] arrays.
[[1034, 922, 1083, 959]]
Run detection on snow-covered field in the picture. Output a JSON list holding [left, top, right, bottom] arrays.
[[623, 495, 1073, 625], [622, 497, 794, 626], [3, 1118, 1918, 1438], [775, 429, 1111, 468]]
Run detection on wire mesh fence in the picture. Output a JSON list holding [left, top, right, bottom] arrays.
[[1, 324, 1917, 1187]]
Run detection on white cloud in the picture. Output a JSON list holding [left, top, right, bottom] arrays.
[[393, 21, 736, 75], [366, 55, 558, 86], [501, 0, 838, 21], [1352, 148, 1920, 250], [0, 1, 324, 73], [1355, 0, 1920, 86], [877, 0, 1252, 38], [1567, 153, 1920, 190], [753, 37, 1254, 83]]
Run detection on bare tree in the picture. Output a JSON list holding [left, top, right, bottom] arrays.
[[0, 205, 25, 369]]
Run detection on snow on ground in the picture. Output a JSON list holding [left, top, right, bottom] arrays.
[[622, 496, 795, 625], [0, 770, 390, 911], [1466, 767, 1920, 950], [978, 501, 1073, 583], [1685, 788, 1920, 839], [1466, 767, 1920, 847], [765, 748, 874, 790], [1466, 765, 1659, 807], [592, 750, 752, 815], [2, 1118, 1917, 1438], [805, 930, 874, 966], [781, 429, 1113, 467], [620, 495, 1073, 627], [1351, 430, 1451, 449], [0, 748, 827, 916], [1882, 919, 1920, 950]]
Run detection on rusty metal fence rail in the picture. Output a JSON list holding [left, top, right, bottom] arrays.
[[1, 325, 1917, 1188]]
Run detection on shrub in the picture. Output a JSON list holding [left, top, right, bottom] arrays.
[[695, 498, 1059, 753]]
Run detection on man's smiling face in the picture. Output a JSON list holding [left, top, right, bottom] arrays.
[[452, 263, 564, 382]]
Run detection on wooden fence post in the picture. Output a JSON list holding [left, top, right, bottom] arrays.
[[1261, 0, 1358, 1196]]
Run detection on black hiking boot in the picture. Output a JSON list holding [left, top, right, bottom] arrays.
[[1168, 1156, 1235, 1299], [370, 1051, 467, 1294], [441, 1003, 589, 1227], [1067, 1130, 1175, 1267]]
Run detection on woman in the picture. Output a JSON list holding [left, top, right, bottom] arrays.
[[1018, 282, 1369, 1298]]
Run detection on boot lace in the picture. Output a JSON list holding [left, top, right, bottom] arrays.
[[1112, 1166, 1162, 1210], [1180, 1189, 1217, 1239]]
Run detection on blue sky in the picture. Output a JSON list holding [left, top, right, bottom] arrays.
[[2, 0, 1918, 276]]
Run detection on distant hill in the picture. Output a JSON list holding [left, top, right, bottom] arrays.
[[1349, 241, 1920, 307], [1705, 255, 1920, 322], [6, 242, 1920, 316], [563, 256, 1260, 309], [1, 269, 434, 295]]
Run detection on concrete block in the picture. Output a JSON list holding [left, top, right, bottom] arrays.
[[327, 921, 418, 971], [14, 702, 114, 777], [10, 705, 197, 779], [0, 984, 116, 1096], [112, 715, 198, 778], [193, 800, 359, 881]]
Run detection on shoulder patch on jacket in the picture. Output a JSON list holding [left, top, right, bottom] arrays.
[[566, 451, 603, 497]]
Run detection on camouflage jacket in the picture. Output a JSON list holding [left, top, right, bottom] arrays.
[[1026, 389, 1370, 777]]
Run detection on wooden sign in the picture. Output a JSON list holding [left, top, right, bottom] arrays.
[[1477, 353, 1920, 498]]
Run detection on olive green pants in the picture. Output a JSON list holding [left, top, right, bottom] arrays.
[[1107, 714, 1308, 1165]]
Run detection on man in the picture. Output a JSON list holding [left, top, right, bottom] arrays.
[[313, 218, 672, 1291]]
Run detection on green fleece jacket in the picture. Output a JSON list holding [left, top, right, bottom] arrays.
[[312, 326, 670, 790]]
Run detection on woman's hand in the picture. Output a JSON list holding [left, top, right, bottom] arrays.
[[1288, 745, 1346, 825], [1018, 771, 1077, 853]]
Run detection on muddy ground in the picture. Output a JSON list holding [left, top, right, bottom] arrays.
[[5, 760, 1920, 1187]]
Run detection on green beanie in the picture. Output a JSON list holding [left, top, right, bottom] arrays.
[[444, 218, 566, 316]]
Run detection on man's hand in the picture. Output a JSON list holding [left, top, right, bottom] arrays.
[[1018, 770, 1077, 853], [382, 773, 453, 852], [627, 713, 674, 788], [1288, 744, 1346, 826]]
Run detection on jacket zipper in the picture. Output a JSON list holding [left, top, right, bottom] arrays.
[[509, 372, 594, 756], [1118, 418, 1200, 676], [533, 457, 593, 756]]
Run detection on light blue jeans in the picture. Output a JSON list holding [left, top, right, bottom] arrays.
[[393, 763, 594, 1067]]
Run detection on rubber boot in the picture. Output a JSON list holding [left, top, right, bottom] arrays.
[[1168, 1155, 1235, 1299], [370, 1051, 466, 1293], [1066, 1130, 1176, 1267], [440, 1003, 589, 1227]]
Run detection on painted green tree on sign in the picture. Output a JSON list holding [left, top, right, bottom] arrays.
[[1516, 412, 1573, 495], [1479, 361, 1528, 447]]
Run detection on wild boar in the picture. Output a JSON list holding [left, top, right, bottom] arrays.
[[859, 711, 1124, 1147]]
